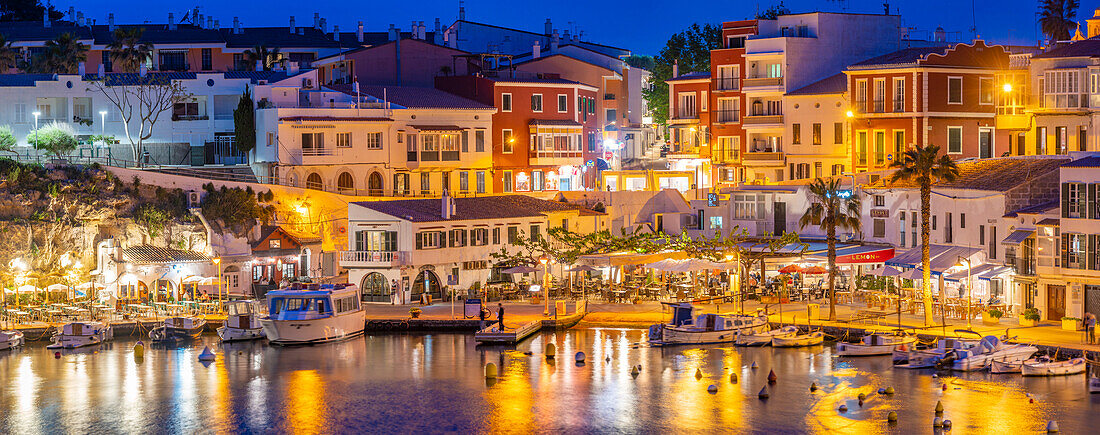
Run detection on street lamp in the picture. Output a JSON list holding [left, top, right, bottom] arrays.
[[539, 255, 550, 316], [212, 257, 222, 304], [99, 110, 107, 135], [956, 256, 973, 329], [1002, 83, 1013, 93], [32, 111, 40, 147]]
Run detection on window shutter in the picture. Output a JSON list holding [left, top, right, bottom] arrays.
[[1089, 234, 1098, 271], [439, 231, 448, 248], [1090, 183, 1097, 219], [1062, 183, 1070, 218], [415, 232, 423, 250], [1062, 233, 1070, 267], [461, 131, 469, 152], [462, 230, 468, 246]]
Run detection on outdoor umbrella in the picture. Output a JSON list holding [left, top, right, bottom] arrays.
[[502, 265, 540, 274], [899, 268, 926, 280], [75, 282, 105, 290], [778, 264, 802, 274], [45, 283, 69, 291], [14, 284, 37, 293], [567, 265, 597, 272], [867, 266, 902, 277], [802, 265, 828, 274]]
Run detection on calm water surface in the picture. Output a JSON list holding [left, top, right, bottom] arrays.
[[0, 328, 1098, 434]]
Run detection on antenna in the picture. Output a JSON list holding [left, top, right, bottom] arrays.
[[969, 0, 977, 39]]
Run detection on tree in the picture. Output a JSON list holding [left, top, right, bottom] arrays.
[[0, 125, 15, 153], [624, 55, 655, 71], [642, 23, 722, 125], [756, 2, 792, 19], [889, 144, 959, 325], [87, 74, 191, 163], [0, 34, 18, 71], [28, 32, 87, 74], [0, 0, 62, 22], [25, 122, 78, 156], [799, 178, 862, 321], [243, 45, 281, 71], [233, 87, 256, 153], [107, 27, 153, 73], [1038, 0, 1080, 43]]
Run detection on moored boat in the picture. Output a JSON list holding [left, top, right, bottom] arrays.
[[149, 316, 206, 341], [47, 322, 113, 349], [1021, 356, 1086, 376], [736, 325, 799, 346], [990, 359, 1022, 374], [772, 331, 825, 348], [217, 300, 265, 342], [836, 332, 916, 356], [1089, 374, 1100, 393], [647, 303, 768, 346], [260, 283, 364, 345], [894, 336, 980, 368], [0, 330, 25, 350], [940, 336, 1038, 372]]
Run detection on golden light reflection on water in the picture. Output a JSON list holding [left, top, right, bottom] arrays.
[[485, 352, 534, 433], [285, 370, 325, 435], [718, 348, 744, 428]]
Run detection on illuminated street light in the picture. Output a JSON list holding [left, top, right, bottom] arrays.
[[1002, 83, 1012, 93], [845, 110, 854, 118], [99, 110, 107, 135]]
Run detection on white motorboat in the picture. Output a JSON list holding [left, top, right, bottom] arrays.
[[772, 331, 825, 348], [990, 359, 1022, 374], [736, 325, 799, 346], [940, 336, 1038, 372], [1021, 356, 1086, 376], [836, 332, 916, 356], [260, 283, 365, 345], [217, 300, 265, 342], [647, 303, 768, 346], [894, 337, 980, 368], [0, 330, 24, 350], [47, 321, 113, 349], [149, 316, 207, 341]]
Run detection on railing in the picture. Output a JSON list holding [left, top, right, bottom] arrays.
[[532, 150, 583, 159], [872, 99, 885, 113], [713, 109, 740, 124], [675, 109, 698, 120], [712, 149, 739, 163], [713, 77, 739, 91], [742, 152, 784, 162], [172, 114, 209, 121], [339, 250, 402, 264], [742, 77, 783, 88], [302, 147, 339, 157], [742, 114, 783, 125]]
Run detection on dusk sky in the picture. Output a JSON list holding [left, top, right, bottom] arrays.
[[57, 0, 1058, 55]]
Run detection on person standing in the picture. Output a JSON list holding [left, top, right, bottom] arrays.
[[1085, 312, 1096, 344], [497, 303, 505, 331]]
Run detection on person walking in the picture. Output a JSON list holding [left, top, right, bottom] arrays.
[[497, 303, 505, 331], [478, 304, 488, 330], [1084, 312, 1096, 344]]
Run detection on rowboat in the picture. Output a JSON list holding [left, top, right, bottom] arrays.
[[648, 303, 768, 346], [990, 359, 1022, 374], [735, 325, 799, 346], [1021, 356, 1086, 376], [836, 332, 916, 356], [772, 331, 825, 348], [149, 316, 206, 341]]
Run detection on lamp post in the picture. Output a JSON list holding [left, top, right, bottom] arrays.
[[212, 257, 222, 305], [99, 110, 107, 135], [539, 256, 550, 316], [32, 111, 40, 150], [956, 256, 973, 329]]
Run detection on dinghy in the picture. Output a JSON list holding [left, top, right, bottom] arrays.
[[836, 332, 916, 356], [1021, 356, 1086, 376], [939, 336, 1038, 372], [1089, 374, 1100, 393], [0, 330, 24, 350], [772, 331, 825, 348], [894, 337, 980, 368], [990, 359, 1022, 374], [735, 325, 799, 346], [149, 316, 206, 341]]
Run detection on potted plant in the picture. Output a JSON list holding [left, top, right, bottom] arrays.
[[1019, 308, 1040, 327], [1061, 316, 1080, 331], [982, 308, 1004, 325], [409, 307, 422, 319]]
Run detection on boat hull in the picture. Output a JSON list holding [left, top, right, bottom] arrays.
[[836, 336, 916, 356], [1089, 376, 1100, 393], [47, 324, 113, 349], [0, 331, 25, 350], [650, 320, 766, 346], [990, 359, 1022, 374], [772, 333, 824, 348], [260, 312, 365, 345], [951, 346, 1037, 372], [1022, 358, 1086, 376], [217, 326, 266, 342]]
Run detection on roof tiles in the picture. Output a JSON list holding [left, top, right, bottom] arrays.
[[352, 195, 602, 223], [871, 156, 1070, 192]]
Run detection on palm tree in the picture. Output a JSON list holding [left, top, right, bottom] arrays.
[[243, 45, 281, 71], [0, 34, 18, 71], [1038, 0, 1080, 43], [107, 28, 153, 73], [799, 178, 862, 321], [29, 32, 87, 74], [889, 144, 959, 325]]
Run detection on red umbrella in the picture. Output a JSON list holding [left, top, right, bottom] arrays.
[[778, 264, 802, 274], [802, 266, 828, 274]]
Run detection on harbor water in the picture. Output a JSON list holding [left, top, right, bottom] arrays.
[[1, 328, 1098, 433]]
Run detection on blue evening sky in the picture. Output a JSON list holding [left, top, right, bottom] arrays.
[[57, 0, 1056, 55]]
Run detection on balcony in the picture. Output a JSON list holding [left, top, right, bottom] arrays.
[[741, 151, 785, 166], [671, 109, 698, 122], [530, 149, 582, 166], [742, 77, 783, 89], [339, 250, 405, 268], [667, 145, 702, 159], [713, 109, 740, 124], [742, 114, 783, 126], [712, 78, 739, 92]]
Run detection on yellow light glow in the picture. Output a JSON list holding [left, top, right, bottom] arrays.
[[212, 257, 221, 265], [295, 205, 309, 215], [845, 110, 854, 118], [1003, 83, 1013, 93], [689, 127, 697, 132]]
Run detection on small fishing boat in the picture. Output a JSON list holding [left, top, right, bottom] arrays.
[[261, 283, 365, 345], [990, 359, 1022, 374], [47, 321, 113, 349], [939, 336, 1038, 372], [894, 336, 980, 368], [735, 325, 799, 346], [648, 303, 768, 346], [836, 332, 916, 356], [1021, 356, 1086, 376], [149, 316, 206, 341], [0, 330, 25, 350], [217, 300, 265, 342], [772, 331, 825, 348]]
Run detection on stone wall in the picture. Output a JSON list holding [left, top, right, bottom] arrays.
[[1004, 169, 1061, 214]]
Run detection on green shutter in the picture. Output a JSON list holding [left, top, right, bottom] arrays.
[[1090, 183, 1098, 219], [1062, 233, 1070, 267], [439, 231, 448, 248], [461, 131, 469, 152], [1063, 183, 1071, 218], [415, 232, 423, 250], [1089, 234, 1098, 271]]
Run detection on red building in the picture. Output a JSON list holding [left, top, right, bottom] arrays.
[[436, 74, 599, 192]]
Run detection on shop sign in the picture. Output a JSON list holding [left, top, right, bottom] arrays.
[[836, 248, 895, 264], [870, 209, 890, 217]]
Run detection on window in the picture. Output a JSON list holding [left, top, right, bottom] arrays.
[[911, 211, 918, 247], [945, 212, 953, 243], [448, 229, 468, 248], [857, 131, 867, 165], [606, 109, 618, 125], [507, 226, 519, 244], [305, 173, 323, 190], [502, 129, 514, 153], [873, 219, 886, 238], [1079, 126, 1087, 152], [875, 131, 885, 165], [893, 77, 905, 112], [501, 93, 512, 112], [726, 36, 745, 48], [459, 172, 469, 192], [979, 225, 985, 245], [1065, 182, 1085, 218], [476, 171, 486, 193], [531, 94, 543, 112], [873, 78, 885, 112], [709, 216, 723, 230], [532, 170, 544, 191], [812, 123, 821, 145], [932, 215, 937, 231], [792, 124, 801, 144], [832, 164, 844, 176], [557, 94, 568, 113], [302, 132, 323, 150], [201, 48, 212, 71], [834, 122, 843, 144], [899, 212, 906, 246], [475, 130, 485, 152], [503, 170, 513, 192], [948, 77, 963, 104], [1042, 69, 1084, 108], [948, 126, 963, 154], [101, 51, 112, 73], [173, 100, 203, 120], [960, 213, 966, 229], [393, 173, 410, 196], [337, 172, 354, 193], [1067, 233, 1086, 269], [336, 132, 352, 148], [715, 97, 739, 123], [355, 231, 397, 252], [492, 227, 500, 244], [979, 77, 994, 104], [1037, 127, 1047, 154], [417, 231, 443, 249], [716, 65, 739, 90], [530, 224, 541, 241], [700, 91, 708, 112], [267, 132, 274, 147], [677, 92, 697, 118], [874, 195, 885, 207], [364, 132, 381, 149], [441, 172, 451, 193], [893, 130, 905, 157], [856, 79, 868, 112], [471, 228, 489, 246], [1055, 126, 1067, 154], [767, 63, 781, 78], [732, 194, 764, 219], [269, 239, 282, 249]]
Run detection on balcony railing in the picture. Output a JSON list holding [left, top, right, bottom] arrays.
[[675, 109, 698, 120], [339, 250, 404, 265], [742, 152, 785, 162], [742, 114, 783, 125], [742, 77, 783, 88], [713, 109, 740, 124], [302, 147, 338, 157], [713, 77, 739, 91], [532, 150, 583, 159]]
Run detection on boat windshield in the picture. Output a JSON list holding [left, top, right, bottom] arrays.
[[226, 302, 253, 316], [276, 297, 331, 315]]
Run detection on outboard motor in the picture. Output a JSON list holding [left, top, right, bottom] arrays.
[[648, 324, 663, 342], [936, 349, 958, 369]]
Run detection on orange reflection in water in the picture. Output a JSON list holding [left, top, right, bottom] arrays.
[[484, 351, 535, 433], [285, 370, 325, 435], [668, 347, 746, 430]]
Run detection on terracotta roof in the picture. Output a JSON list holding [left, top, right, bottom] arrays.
[[351, 195, 603, 223], [122, 245, 211, 263], [787, 72, 846, 95], [279, 116, 393, 122], [870, 156, 1070, 192], [1004, 200, 1059, 218], [251, 225, 303, 251], [329, 84, 494, 110], [848, 45, 952, 69], [1063, 155, 1100, 167], [1037, 218, 1061, 226], [409, 124, 463, 131], [666, 71, 711, 82]]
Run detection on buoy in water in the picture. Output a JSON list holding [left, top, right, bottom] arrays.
[[631, 366, 640, 378], [887, 411, 898, 422], [810, 382, 817, 392], [942, 384, 948, 391], [758, 386, 769, 399], [884, 386, 895, 395], [575, 352, 586, 363], [932, 417, 943, 427], [484, 363, 498, 379], [1047, 420, 1059, 433], [858, 392, 867, 401], [877, 388, 885, 394], [935, 400, 944, 413], [707, 384, 718, 393], [198, 346, 216, 362], [838, 404, 848, 412], [1029, 398, 1035, 403], [730, 373, 738, 383], [695, 368, 703, 379], [767, 370, 777, 383], [605, 356, 610, 362], [942, 419, 953, 429], [133, 341, 145, 358], [545, 343, 556, 359], [751, 361, 758, 369], [54, 351, 61, 359], [932, 373, 939, 378]]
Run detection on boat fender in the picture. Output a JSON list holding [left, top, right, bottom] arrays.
[[605, 356, 610, 362], [695, 368, 703, 379], [758, 386, 769, 399], [545, 343, 556, 359], [484, 363, 498, 379], [707, 385, 717, 394], [935, 400, 944, 413], [877, 388, 885, 394], [932, 373, 938, 378], [838, 404, 847, 412], [1029, 398, 1034, 403], [884, 386, 895, 395], [1047, 420, 1059, 433], [887, 411, 898, 422], [54, 351, 61, 359], [574, 352, 585, 363], [942, 419, 952, 429], [730, 373, 738, 383], [932, 416, 943, 427], [942, 384, 948, 391], [133, 341, 145, 358], [767, 370, 777, 383], [809, 382, 817, 392]]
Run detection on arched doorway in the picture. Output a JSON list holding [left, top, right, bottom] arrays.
[[337, 172, 355, 194], [412, 270, 442, 302], [360, 272, 390, 302], [305, 173, 324, 190], [367, 172, 384, 196]]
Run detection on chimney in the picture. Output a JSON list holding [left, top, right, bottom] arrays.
[[533, 41, 541, 58], [213, 19, 219, 31], [563, 29, 571, 42], [207, 16, 213, 30], [419, 21, 426, 40], [76, 11, 83, 25], [313, 13, 320, 29], [550, 30, 559, 51], [388, 24, 397, 41], [192, 7, 199, 25], [139, 63, 147, 77], [357, 21, 364, 43], [108, 13, 115, 31], [298, 27, 304, 35], [332, 25, 339, 41], [43, 8, 50, 27], [441, 189, 454, 219], [289, 16, 296, 34], [672, 59, 678, 78], [288, 62, 299, 74], [545, 18, 552, 36], [411, 21, 417, 38], [77, 61, 85, 75], [97, 63, 105, 76], [168, 13, 176, 30], [320, 17, 327, 33], [434, 18, 442, 44], [197, 13, 203, 28]]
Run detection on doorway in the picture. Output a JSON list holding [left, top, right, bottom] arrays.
[[773, 202, 786, 236], [1047, 284, 1066, 320], [979, 128, 993, 159]]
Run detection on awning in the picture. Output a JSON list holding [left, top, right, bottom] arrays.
[[943, 263, 999, 282], [1001, 229, 1035, 245], [409, 124, 463, 132], [887, 245, 981, 274], [928, 246, 983, 273], [833, 245, 894, 264], [885, 248, 923, 268], [528, 119, 583, 127], [867, 266, 902, 277], [977, 266, 1014, 281]]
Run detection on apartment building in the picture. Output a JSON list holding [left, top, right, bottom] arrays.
[[845, 41, 1009, 173], [1013, 38, 1100, 156], [312, 38, 472, 87], [665, 71, 713, 189], [710, 20, 758, 186], [783, 73, 849, 180], [436, 74, 599, 193]]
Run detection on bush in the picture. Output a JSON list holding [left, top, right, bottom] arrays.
[[1062, 316, 1081, 321], [200, 185, 274, 231], [985, 308, 1004, 319], [0, 125, 16, 153], [1023, 308, 1041, 321], [25, 122, 78, 156], [134, 203, 171, 237]]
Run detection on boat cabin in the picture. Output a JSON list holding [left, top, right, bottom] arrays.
[[267, 284, 361, 321], [224, 300, 260, 329], [668, 303, 694, 326], [60, 322, 101, 336], [166, 317, 203, 330]]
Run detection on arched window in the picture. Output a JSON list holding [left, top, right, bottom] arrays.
[[367, 172, 384, 196], [412, 270, 443, 302], [337, 172, 355, 194], [360, 272, 390, 302], [305, 173, 323, 190]]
